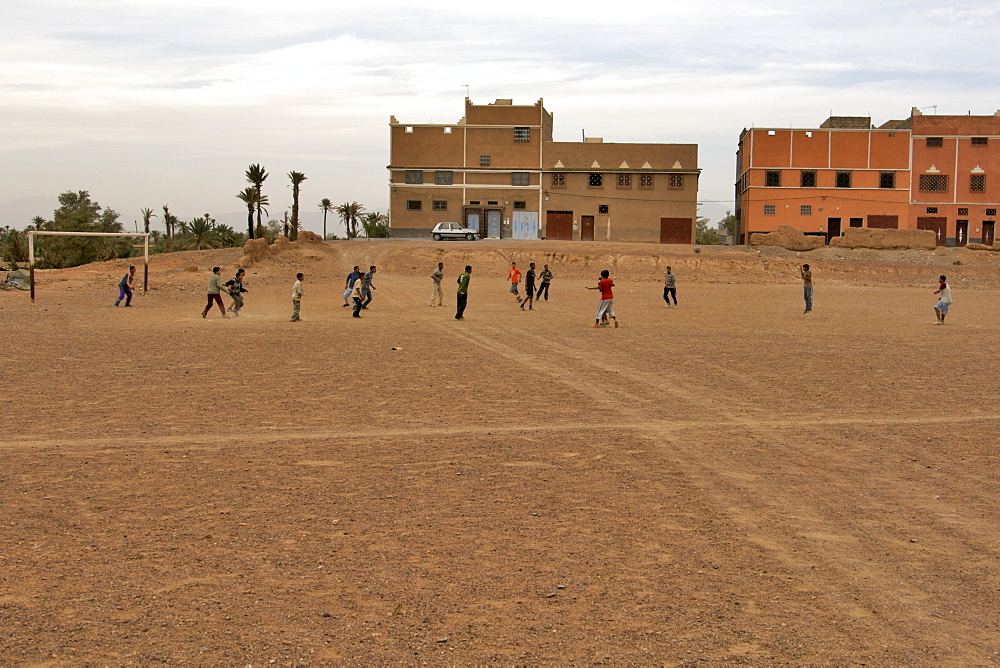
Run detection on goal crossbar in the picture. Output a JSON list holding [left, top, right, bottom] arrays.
[[26, 231, 151, 303]]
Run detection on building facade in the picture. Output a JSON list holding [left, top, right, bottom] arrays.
[[389, 98, 699, 243], [736, 109, 1000, 246]]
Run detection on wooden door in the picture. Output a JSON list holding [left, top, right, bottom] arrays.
[[867, 215, 899, 229], [955, 221, 968, 247], [826, 218, 841, 244], [545, 211, 573, 241], [917, 216, 947, 246], [581, 215, 595, 241], [983, 221, 995, 246], [660, 217, 693, 244]]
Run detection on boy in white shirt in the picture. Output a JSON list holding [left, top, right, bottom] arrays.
[[933, 275, 952, 324]]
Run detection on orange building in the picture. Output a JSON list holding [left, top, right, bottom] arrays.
[[389, 98, 699, 243], [736, 108, 1000, 246]]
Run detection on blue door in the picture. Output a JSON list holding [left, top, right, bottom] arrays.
[[488, 210, 501, 238], [466, 213, 480, 234]]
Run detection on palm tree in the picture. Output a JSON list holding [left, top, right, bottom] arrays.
[[361, 212, 390, 238], [162, 205, 174, 239], [335, 201, 365, 239], [214, 224, 243, 248], [237, 187, 258, 240], [245, 163, 269, 239], [140, 207, 156, 235], [318, 198, 334, 240], [288, 171, 307, 241], [184, 217, 217, 250]]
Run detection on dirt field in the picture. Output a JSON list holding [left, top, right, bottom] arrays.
[[2, 239, 1000, 664]]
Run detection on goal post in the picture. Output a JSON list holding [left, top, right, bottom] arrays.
[[26, 231, 150, 303]]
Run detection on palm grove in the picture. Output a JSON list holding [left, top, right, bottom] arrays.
[[0, 163, 389, 269]]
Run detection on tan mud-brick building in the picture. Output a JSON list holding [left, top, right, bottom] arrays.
[[389, 98, 699, 243]]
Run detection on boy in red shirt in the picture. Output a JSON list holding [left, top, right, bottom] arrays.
[[586, 269, 618, 328]]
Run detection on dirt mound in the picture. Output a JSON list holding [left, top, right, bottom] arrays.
[[750, 225, 826, 251], [831, 227, 936, 250]]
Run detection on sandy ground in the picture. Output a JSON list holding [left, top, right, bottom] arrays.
[[2, 239, 1000, 664]]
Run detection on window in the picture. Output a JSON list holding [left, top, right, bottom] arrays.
[[926, 137, 943, 147], [598, 204, 609, 214], [972, 137, 989, 146], [765, 170, 781, 187], [987, 208, 997, 216], [958, 208, 969, 216], [434, 171, 453, 185], [800, 171, 816, 188], [971, 174, 985, 192], [926, 207, 938, 214], [469, 200, 480, 205], [513, 201, 526, 210], [764, 205, 776, 215], [879, 172, 896, 189], [432, 200, 447, 211], [617, 174, 632, 189], [551, 173, 566, 188], [669, 174, 684, 189], [406, 200, 421, 211], [514, 127, 530, 142], [443, 127, 452, 134], [405, 170, 423, 184], [589, 173, 603, 188], [487, 200, 498, 205], [511, 172, 530, 186], [836, 171, 852, 188], [639, 174, 654, 189], [480, 155, 491, 167], [919, 174, 948, 192], [404, 126, 414, 133], [800, 205, 812, 215]]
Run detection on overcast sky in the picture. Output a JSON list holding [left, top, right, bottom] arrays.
[[2, 0, 998, 235]]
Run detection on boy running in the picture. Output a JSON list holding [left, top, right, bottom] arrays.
[[537, 264, 553, 301], [114, 265, 135, 307], [933, 275, 952, 324], [520, 262, 536, 311], [508, 262, 522, 303], [663, 266, 677, 307], [586, 270, 618, 328]]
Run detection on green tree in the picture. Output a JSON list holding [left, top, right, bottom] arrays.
[[288, 171, 307, 241], [245, 163, 268, 239], [360, 211, 389, 238], [33, 191, 130, 268], [0, 225, 28, 267], [335, 201, 365, 239], [695, 215, 720, 245], [718, 210, 738, 238], [318, 198, 334, 240], [215, 224, 244, 248]]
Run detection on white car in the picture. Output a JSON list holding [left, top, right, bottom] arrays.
[[432, 222, 479, 241]]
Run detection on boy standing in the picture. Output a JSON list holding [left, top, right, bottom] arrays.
[[291, 273, 304, 322], [586, 270, 618, 328], [508, 261, 522, 303], [663, 266, 677, 308], [537, 264, 553, 301], [520, 262, 536, 311], [456, 265, 472, 320], [799, 264, 813, 313], [115, 265, 135, 307], [202, 266, 229, 318], [430, 262, 444, 306], [933, 275, 952, 324]]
